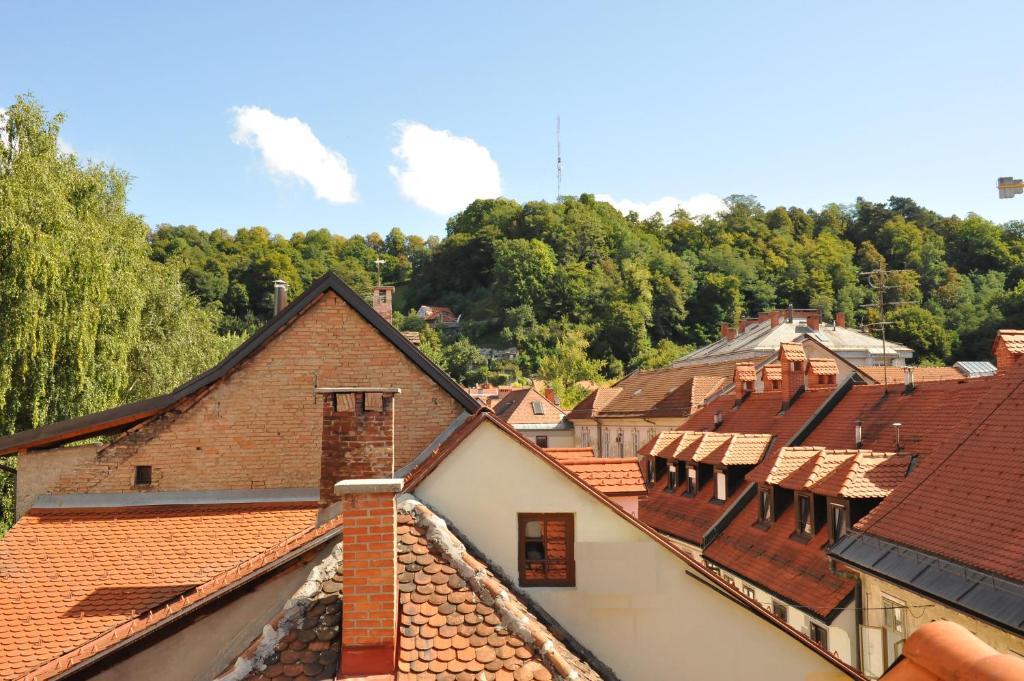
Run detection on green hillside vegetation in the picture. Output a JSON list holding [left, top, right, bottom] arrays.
[[5, 94, 1024, 532]]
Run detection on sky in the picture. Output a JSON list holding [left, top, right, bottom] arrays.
[[3, 1, 1024, 238]]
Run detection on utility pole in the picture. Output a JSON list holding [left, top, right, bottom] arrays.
[[859, 265, 912, 389], [374, 259, 385, 287]]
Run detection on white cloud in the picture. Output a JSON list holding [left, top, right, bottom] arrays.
[[389, 122, 501, 215], [230, 106, 356, 204], [596, 192, 727, 220]]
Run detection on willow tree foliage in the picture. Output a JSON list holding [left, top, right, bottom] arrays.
[[0, 97, 236, 531]]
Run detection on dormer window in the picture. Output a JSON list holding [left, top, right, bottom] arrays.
[[757, 486, 773, 526], [668, 463, 678, 491], [685, 465, 698, 496], [795, 493, 814, 539], [714, 469, 727, 502], [771, 380, 781, 391], [791, 361, 802, 372]]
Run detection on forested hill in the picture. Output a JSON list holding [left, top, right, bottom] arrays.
[[153, 193, 1024, 385]]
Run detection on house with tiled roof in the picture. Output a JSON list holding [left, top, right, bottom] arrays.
[[674, 308, 913, 368], [0, 273, 861, 681], [702, 445, 912, 667], [545, 447, 646, 516], [565, 360, 740, 458], [829, 358, 1024, 677], [491, 387, 573, 448]]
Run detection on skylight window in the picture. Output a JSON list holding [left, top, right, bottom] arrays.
[[531, 400, 545, 415]]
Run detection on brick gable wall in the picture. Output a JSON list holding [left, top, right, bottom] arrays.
[[43, 293, 466, 496]]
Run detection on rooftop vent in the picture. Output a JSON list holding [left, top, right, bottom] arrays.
[[893, 422, 903, 452], [855, 419, 863, 449], [273, 279, 289, 316]]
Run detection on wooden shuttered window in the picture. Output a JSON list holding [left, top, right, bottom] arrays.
[[518, 513, 575, 587]]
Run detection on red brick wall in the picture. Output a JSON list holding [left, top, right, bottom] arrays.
[[45, 292, 466, 495], [320, 393, 395, 508], [994, 341, 1022, 374], [340, 491, 398, 675]]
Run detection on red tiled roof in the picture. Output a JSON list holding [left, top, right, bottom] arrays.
[[734, 363, 757, 382], [853, 363, 1024, 582], [780, 343, 806, 363], [566, 359, 747, 420], [0, 502, 325, 680], [640, 468, 748, 546], [558, 458, 646, 495], [762, 364, 782, 381], [641, 431, 772, 467], [801, 377, 995, 453], [807, 358, 838, 376], [747, 447, 909, 498], [993, 329, 1024, 355], [683, 390, 834, 455], [857, 366, 966, 385], [544, 447, 595, 459], [491, 388, 565, 426], [234, 500, 603, 681], [703, 494, 857, 620]]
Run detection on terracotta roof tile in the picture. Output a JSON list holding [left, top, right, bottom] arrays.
[[806, 358, 838, 376], [853, 362, 1024, 582], [779, 343, 806, 363], [810, 451, 911, 498], [734, 363, 757, 382], [544, 447, 595, 460], [994, 329, 1024, 355], [640, 469, 749, 546], [492, 388, 565, 426], [234, 498, 604, 681], [880, 620, 1024, 680], [558, 458, 646, 496], [857, 366, 965, 385], [703, 498, 857, 620], [802, 378, 995, 454], [567, 359, 756, 420], [0, 502, 318, 681], [762, 364, 782, 381]]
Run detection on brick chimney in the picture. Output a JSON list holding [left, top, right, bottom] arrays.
[[720, 322, 735, 341], [806, 313, 820, 332], [769, 310, 781, 328], [835, 311, 846, 328], [993, 331, 1024, 373], [372, 285, 395, 325], [319, 388, 400, 511], [778, 343, 806, 409], [334, 477, 402, 676]]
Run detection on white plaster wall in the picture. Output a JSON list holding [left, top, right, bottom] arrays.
[[415, 421, 854, 681], [518, 428, 575, 448]]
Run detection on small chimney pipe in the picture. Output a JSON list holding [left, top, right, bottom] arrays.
[[713, 409, 723, 429], [855, 419, 863, 449], [893, 422, 903, 452], [273, 279, 289, 316], [904, 367, 915, 393]]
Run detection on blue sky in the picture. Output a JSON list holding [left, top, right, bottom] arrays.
[[4, 1, 1023, 237]]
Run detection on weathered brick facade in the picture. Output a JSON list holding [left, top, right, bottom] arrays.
[[319, 392, 396, 508], [42, 292, 466, 496]]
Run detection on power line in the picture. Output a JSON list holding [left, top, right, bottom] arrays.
[[858, 266, 913, 388]]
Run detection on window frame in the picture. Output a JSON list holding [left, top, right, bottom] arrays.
[[809, 621, 829, 650], [742, 584, 757, 600], [535, 435, 548, 448], [828, 499, 850, 544], [134, 465, 153, 486], [517, 513, 576, 588], [756, 485, 773, 527], [685, 464, 698, 496], [882, 595, 906, 636], [667, 462, 678, 491], [794, 492, 814, 540], [713, 467, 728, 503], [771, 599, 788, 621]]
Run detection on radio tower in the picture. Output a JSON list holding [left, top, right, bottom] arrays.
[[859, 265, 912, 389], [556, 115, 562, 199]]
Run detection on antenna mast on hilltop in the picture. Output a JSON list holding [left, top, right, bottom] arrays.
[[859, 265, 912, 389], [556, 115, 562, 199]]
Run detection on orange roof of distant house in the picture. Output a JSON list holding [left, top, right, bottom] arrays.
[[802, 377, 995, 453], [491, 387, 565, 426], [807, 358, 838, 376], [0, 502, 321, 680], [779, 342, 806, 363], [557, 457, 647, 496], [881, 620, 1024, 680], [857, 366, 964, 385], [734, 363, 757, 382], [566, 359, 745, 420], [993, 329, 1024, 355]]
